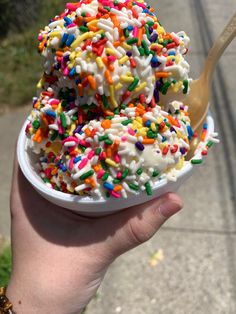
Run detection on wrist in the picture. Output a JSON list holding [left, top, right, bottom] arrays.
[[6, 276, 89, 314], [6, 248, 109, 314]]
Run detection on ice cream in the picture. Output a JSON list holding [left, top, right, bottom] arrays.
[[25, 0, 208, 199]]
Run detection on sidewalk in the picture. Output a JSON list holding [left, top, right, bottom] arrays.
[[0, 0, 236, 313], [0, 105, 29, 236]]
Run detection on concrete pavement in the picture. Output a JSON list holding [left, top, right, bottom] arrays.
[[0, 0, 236, 313], [0, 105, 29, 236]]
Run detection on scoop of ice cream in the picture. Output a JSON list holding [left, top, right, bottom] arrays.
[[37, 0, 190, 113], [26, 0, 194, 199], [26, 92, 192, 198]]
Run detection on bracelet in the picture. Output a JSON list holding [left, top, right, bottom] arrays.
[[0, 287, 14, 314]]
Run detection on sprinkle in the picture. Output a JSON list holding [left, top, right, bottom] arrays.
[[141, 40, 150, 55], [60, 113, 67, 128], [118, 56, 129, 65], [64, 141, 76, 147], [95, 148, 102, 155], [207, 141, 214, 148], [33, 128, 44, 143], [46, 110, 56, 118], [66, 34, 75, 46], [126, 38, 138, 45], [74, 156, 82, 164], [120, 75, 134, 83], [75, 184, 90, 192], [114, 184, 123, 192], [121, 168, 129, 180], [171, 145, 179, 154], [105, 70, 113, 84], [160, 82, 172, 95], [71, 31, 95, 48], [109, 85, 118, 108], [135, 142, 145, 151], [102, 172, 109, 181], [104, 182, 114, 191], [87, 75, 97, 90], [99, 135, 109, 142], [143, 138, 155, 145], [134, 82, 147, 93], [121, 119, 133, 126], [64, 16, 73, 25], [106, 158, 119, 168], [110, 191, 121, 198], [187, 125, 194, 140], [130, 57, 137, 68], [102, 94, 109, 108], [136, 168, 143, 175], [78, 158, 89, 170], [183, 79, 189, 94], [96, 57, 104, 69], [128, 77, 139, 91], [152, 170, 159, 177], [80, 170, 94, 180], [88, 151, 95, 160], [32, 120, 40, 130], [128, 183, 139, 191], [101, 120, 112, 129], [162, 146, 169, 155], [145, 182, 152, 196], [97, 169, 105, 179], [155, 72, 171, 78], [191, 159, 203, 165]]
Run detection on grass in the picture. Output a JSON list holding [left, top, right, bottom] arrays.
[[0, 245, 12, 286], [0, 0, 65, 108]]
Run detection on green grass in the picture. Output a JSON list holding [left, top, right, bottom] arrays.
[[0, 245, 12, 286], [0, 0, 65, 108]]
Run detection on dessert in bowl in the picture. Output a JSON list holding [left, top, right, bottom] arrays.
[[18, 113, 216, 215], [17, 0, 218, 215]]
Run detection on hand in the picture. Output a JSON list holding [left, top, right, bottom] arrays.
[[7, 155, 183, 314]]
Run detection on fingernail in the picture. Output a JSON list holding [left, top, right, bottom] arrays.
[[159, 201, 182, 219]]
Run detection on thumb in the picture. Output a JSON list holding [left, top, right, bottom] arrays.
[[96, 193, 183, 260]]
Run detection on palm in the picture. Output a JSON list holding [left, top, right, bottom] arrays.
[[10, 163, 119, 311]]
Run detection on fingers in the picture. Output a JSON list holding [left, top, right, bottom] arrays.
[[95, 193, 183, 260]]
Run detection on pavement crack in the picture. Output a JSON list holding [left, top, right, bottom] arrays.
[[162, 226, 236, 236]]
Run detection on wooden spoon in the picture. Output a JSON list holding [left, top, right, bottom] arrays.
[[185, 11, 236, 158], [159, 11, 236, 132], [187, 11, 236, 132], [160, 12, 236, 159]]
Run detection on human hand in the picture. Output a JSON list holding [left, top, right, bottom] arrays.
[[7, 155, 183, 314]]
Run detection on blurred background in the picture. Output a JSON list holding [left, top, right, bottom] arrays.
[[0, 0, 65, 110], [0, 0, 236, 313]]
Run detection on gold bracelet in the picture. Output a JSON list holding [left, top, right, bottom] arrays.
[[0, 287, 14, 314]]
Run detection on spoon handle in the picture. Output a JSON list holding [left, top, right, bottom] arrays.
[[203, 11, 236, 82]]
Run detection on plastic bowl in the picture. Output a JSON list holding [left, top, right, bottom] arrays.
[[17, 114, 214, 216]]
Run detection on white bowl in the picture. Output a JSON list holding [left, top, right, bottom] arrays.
[[17, 114, 214, 216]]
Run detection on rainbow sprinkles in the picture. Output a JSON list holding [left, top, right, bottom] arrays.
[[25, 0, 217, 199]]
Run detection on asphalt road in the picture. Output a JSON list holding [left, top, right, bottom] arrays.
[[0, 0, 236, 313]]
